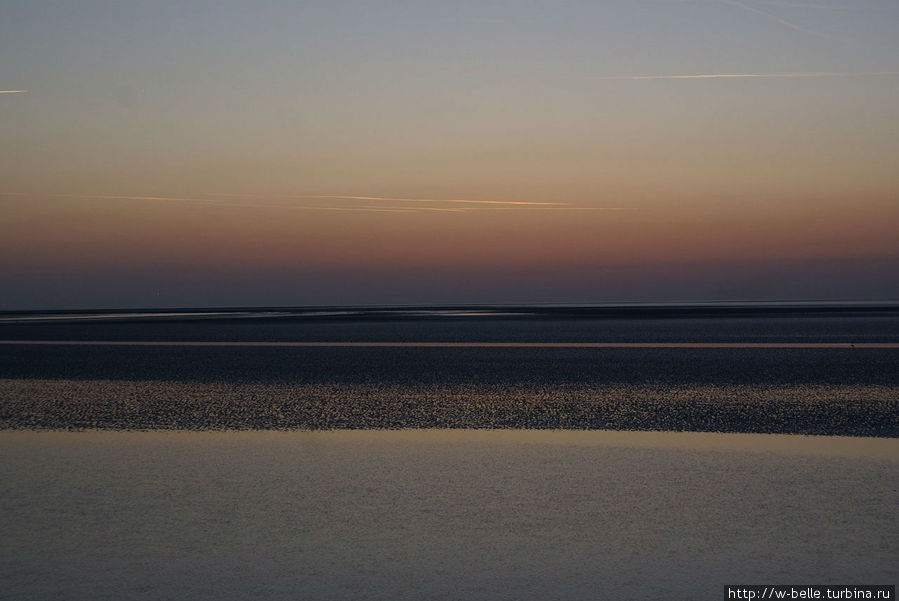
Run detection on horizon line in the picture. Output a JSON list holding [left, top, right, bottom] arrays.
[[1, 340, 897, 349]]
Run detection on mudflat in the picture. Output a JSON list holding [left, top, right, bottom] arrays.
[[1, 307, 897, 435]]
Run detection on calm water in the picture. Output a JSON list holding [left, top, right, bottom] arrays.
[[1, 430, 896, 600]]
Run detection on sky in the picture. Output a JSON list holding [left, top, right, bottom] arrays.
[[1, 0, 898, 309]]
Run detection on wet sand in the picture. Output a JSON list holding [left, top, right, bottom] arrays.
[[1, 309, 897, 435], [2, 379, 897, 435]]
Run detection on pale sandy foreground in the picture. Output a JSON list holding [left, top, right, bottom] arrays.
[[1, 430, 896, 600]]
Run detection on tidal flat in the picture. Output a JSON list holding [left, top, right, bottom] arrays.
[[1, 429, 896, 600], [2, 379, 897, 435], [2, 308, 898, 435], [1, 308, 897, 598]]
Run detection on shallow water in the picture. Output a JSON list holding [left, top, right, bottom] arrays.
[[3, 313, 898, 435], [1, 430, 896, 600]]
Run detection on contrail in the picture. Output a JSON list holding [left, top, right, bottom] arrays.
[[2, 192, 634, 213], [0, 193, 422, 214], [468, 206, 639, 211], [305, 205, 467, 213], [50, 193, 459, 213], [49, 192, 566, 208], [297, 195, 567, 206], [1, 192, 481, 213], [601, 71, 897, 80], [200, 193, 636, 211], [719, 0, 838, 37], [750, 0, 865, 11], [0, 90, 27, 94], [0, 192, 225, 205], [54, 193, 227, 206]]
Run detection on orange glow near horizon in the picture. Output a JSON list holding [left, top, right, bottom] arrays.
[[1, 2, 898, 307], [3, 191, 897, 270]]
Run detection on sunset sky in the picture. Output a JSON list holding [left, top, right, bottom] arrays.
[[2, 0, 897, 309]]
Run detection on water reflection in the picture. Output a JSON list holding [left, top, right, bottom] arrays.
[[2, 430, 896, 600]]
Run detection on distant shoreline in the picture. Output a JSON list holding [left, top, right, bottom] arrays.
[[2, 301, 899, 324]]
